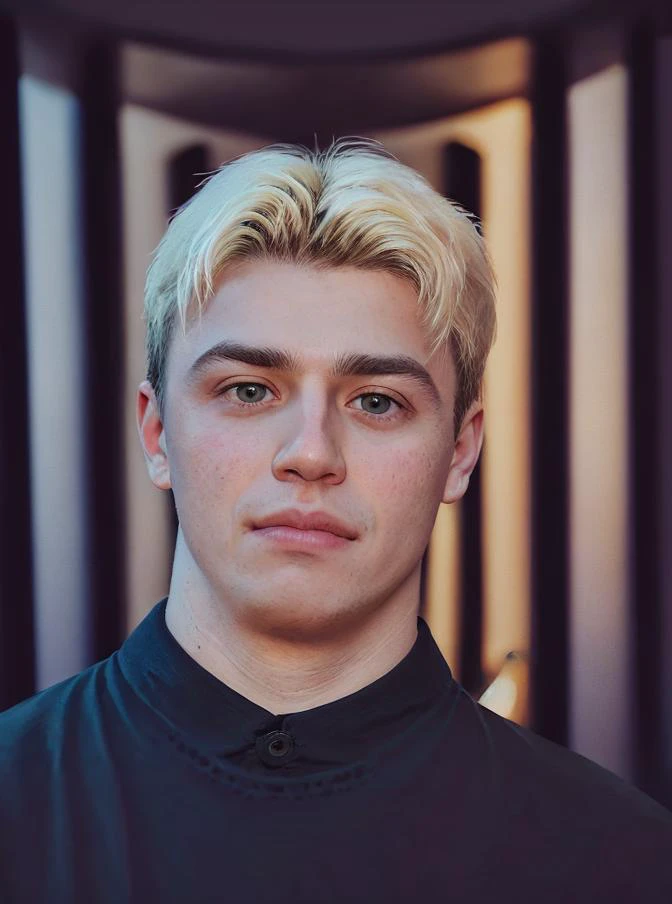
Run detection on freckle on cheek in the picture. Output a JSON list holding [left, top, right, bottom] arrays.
[[190, 440, 256, 480]]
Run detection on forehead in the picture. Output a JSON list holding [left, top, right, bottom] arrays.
[[168, 259, 453, 387]]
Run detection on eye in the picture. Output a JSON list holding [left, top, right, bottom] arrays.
[[358, 393, 393, 414], [352, 392, 405, 421], [221, 382, 272, 405]]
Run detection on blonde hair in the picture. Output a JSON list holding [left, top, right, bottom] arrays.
[[144, 137, 497, 434]]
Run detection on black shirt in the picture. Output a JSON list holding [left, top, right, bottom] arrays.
[[2, 598, 672, 902]]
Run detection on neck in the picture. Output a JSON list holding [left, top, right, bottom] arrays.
[[164, 531, 421, 715]]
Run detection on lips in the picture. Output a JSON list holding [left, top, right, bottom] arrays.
[[252, 509, 358, 540]]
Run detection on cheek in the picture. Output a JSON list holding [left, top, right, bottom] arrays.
[[170, 419, 261, 500], [357, 442, 448, 521]]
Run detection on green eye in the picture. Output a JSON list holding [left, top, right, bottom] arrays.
[[218, 383, 270, 408], [232, 383, 270, 403], [359, 393, 393, 415]]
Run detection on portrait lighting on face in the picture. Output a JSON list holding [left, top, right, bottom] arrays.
[[138, 257, 484, 659], [7, 123, 670, 904], [135, 138, 495, 670]]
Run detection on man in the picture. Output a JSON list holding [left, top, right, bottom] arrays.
[[2, 138, 671, 902]]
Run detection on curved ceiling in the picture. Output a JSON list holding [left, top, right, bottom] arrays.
[[18, 0, 594, 58], [123, 37, 531, 139], [15, 0, 619, 139]]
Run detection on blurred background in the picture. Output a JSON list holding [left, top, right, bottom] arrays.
[[1, 0, 671, 809]]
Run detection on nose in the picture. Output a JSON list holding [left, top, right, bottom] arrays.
[[271, 391, 346, 485]]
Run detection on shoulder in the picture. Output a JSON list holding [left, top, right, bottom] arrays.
[[0, 657, 113, 773], [473, 698, 672, 821], [464, 696, 672, 895]]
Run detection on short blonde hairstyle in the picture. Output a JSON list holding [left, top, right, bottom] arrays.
[[144, 137, 497, 434]]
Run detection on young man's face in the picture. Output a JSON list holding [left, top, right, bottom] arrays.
[[138, 259, 483, 637]]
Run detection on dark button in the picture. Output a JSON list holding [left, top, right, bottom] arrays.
[[255, 729, 296, 767]]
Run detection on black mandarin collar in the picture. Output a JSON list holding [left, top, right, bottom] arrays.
[[117, 598, 458, 776]]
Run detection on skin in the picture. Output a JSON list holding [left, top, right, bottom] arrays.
[[137, 259, 484, 715]]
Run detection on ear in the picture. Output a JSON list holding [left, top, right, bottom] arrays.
[[137, 380, 171, 490], [442, 402, 484, 504]]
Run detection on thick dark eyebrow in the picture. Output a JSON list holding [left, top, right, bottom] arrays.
[[186, 341, 442, 406], [332, 350, 441, 406]]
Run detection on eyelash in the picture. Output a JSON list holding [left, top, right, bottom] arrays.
[[217, 382, 408, 423]]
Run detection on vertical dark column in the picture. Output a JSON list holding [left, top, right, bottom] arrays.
[[628, 20, 667, 807], [443, 142, 484, 696], [655, 25, 672, 812], [529, 34, 569, 746], [0, 15, 36, 710], [80, 41, 126, 660]]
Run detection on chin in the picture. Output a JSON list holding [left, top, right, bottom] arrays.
[[233, 590, 361, 637]]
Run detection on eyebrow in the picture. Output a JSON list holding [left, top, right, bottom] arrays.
[[186, 340, 442, 406]]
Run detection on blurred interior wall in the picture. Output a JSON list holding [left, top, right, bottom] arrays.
[[21, 48, 645, 788], [8, 11, 671, 806]]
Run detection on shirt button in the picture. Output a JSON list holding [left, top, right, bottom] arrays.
[[255, 729, 296, 767]]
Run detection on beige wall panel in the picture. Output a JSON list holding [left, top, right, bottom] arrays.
[[567, 65, 631, 780], [425, 502, 462, 677]]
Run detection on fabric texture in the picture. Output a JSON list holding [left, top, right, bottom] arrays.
[[2, 597, 672, 903]]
